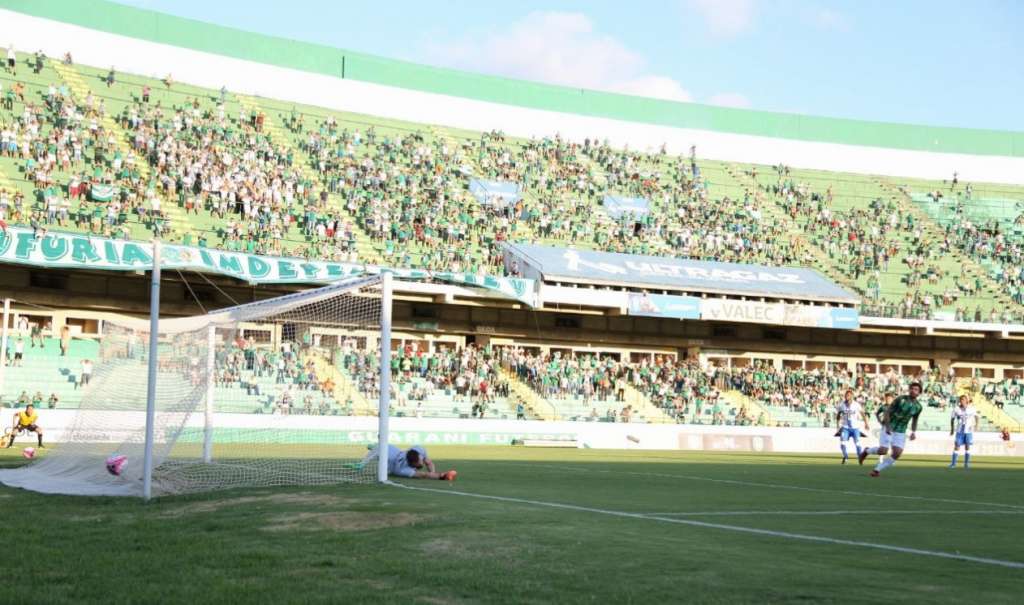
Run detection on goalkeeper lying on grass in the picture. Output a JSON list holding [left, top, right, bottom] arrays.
[[361, 445, 457, 480]]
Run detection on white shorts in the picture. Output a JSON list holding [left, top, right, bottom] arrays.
[[878, 431, 907, 450]]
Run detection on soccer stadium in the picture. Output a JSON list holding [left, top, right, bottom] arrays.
[[1, 0, 1023, 602]]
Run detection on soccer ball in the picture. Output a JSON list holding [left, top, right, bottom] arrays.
[[22, 447, 36, 459], [106, 454, 127, 476]]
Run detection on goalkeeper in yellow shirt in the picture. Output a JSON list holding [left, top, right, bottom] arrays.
[[6, 404, 44, 448]]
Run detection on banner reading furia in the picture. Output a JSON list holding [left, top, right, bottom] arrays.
[[0, 227, 535, 305]]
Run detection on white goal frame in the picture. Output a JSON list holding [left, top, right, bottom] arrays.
[[136, 241, 393, 500]]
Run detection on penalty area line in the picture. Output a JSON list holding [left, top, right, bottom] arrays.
[[393, 483, 1024, 570], [498, 463, 1024, 511], [641, 509, 1024, 517]]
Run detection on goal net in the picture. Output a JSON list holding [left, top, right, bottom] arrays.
[[0, 274, 391, 498]]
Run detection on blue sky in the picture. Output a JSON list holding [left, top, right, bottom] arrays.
[[116, 0, 1023, 131]]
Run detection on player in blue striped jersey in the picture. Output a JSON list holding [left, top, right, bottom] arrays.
[[949, 394, 979, 469], [834, 390, 869, 464]]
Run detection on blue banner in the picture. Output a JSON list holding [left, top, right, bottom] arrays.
[[603, 195, 650, 219], [826, 307, 861, 329], [627, 293, 700, 319], [505, 243, 859, 304], [469, 179, 521, 207]]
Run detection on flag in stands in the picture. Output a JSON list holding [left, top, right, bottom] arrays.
[[90, 184, 117, 202]]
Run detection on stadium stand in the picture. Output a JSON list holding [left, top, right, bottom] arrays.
[[3, 49, 1024, 323], [3, 45, 1024, 435], [979, 377, 1024, 427], [1, 335, 98, 409], [340, 342, 525, 420], [2, 312, 1021, 433]]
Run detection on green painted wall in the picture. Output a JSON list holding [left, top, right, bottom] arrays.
[[4, 0, 1023, 157]]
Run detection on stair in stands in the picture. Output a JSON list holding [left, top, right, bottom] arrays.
[[619, 382, 674, 424], [719, 390, 774, 426], [956, 380, 1022, 432], [304, 353, 376, 416], [235, 95, 383, 265], [0, 337, 102, 408], [50, 61, 189, 241], [498, 367, 558, 420], [873, 176, 1021, 316], [0, 158, 19, 206], [723, 163, 860, 292]]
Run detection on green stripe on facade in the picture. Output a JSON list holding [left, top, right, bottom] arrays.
[[4, 0, 1023, 157]]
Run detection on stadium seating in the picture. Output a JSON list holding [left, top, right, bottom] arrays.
[[3, 328, 1016, 433], [980, 378, 1024, 425], [338, 344, 530, 420], [0, 336, 99, 408], [4, 50, 1024, 322], [4, 50, 1024, 432]]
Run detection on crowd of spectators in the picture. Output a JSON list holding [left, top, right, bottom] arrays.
[[0, 313, 1009, 431], [492, 348, 973, 428], [979, 377, 1024, 411], [938, 201, 1024, 320], [499, 348, 727, 424], [213, 335, 345, 415], [339, 341, 509, 418], [720, 362, 961, 428], [120, 97, 368, 260], [2, 47, 1024, 325], [754, 166, 1024, 323]]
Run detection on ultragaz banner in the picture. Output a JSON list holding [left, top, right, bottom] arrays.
[[504, 242, 859, 303]]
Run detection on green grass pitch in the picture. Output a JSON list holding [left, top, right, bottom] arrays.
[[2, 446, 1022, 604]]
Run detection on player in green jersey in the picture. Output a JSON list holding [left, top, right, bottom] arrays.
[[858, 382, 922, 476]]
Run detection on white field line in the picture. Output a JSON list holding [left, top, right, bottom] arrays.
[[641, 510, 1024, 517], [394, 483, 1024, 570], [495, 462, 1024, 511]]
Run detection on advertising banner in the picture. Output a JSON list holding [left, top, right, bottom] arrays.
[[23, 411, 1020, 457], [700, 299, 859, 329], [627, 292, 700, 319], [0, 227, 535, 305], [504, 243, 859, 303]]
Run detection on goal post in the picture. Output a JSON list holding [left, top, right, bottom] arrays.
[[142, 239, 162, 501], [0, 273, 394, 498], [377, 271, 392, 484], [203, 323, 215, 464], [0, 297, 10, 407]]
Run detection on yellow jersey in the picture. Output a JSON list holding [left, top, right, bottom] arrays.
[[17, 411, 37, 427]]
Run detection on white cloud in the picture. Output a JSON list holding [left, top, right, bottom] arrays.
[[612, 75, 693, 102], [422, 11, 691, 102], [687, 0, 756, 38], [810, 8, 849, 30], [707, 92, 752, 108]]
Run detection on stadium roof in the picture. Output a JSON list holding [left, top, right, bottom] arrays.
[[504, 243, 860, 305]]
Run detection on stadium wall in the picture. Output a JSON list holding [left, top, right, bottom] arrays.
[[1, 1, 1024, 184], [30, 410, 1022, 457]]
